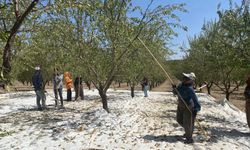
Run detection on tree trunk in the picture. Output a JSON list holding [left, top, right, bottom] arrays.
[[2, 43, 12, 75], [226, 91, 230, 101], [86, 81, 91, 90], [207, 86, 212, 95], [130, 83, 135, 98], [98, 88, 109, 113], [198, 83, 202, 92], [151, 82, 155, 88], [206, 82, 213, 95], [2, 0, 39, 78]]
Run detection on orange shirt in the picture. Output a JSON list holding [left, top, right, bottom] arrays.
[[64, 72, 72, 89]]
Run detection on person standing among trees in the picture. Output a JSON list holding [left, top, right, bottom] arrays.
[[54, 68, 64, 108], [64, 71, 72, 101], [172, 72, 201, 144], [244, 76, 250, 129], [52, 68, 57, 101], [74, 75, 84, 100], [141, 76, 149, 97], [32, 66, 46, 111]]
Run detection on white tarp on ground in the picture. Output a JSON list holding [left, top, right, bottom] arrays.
[[0, 89, 250, 150]]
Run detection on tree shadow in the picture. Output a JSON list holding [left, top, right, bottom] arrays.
[[160, 110, 176, 120], [210, 128, 250, 139], [203, 114, 247, 128], [199, 101, 216, 107], [206, 127, 250, 146], [8, 92, 35, 99], [143, 135, 184, 143], [83, 95, 100, 101], [0, 104, 103, 141], [193, 113, 250, 142]]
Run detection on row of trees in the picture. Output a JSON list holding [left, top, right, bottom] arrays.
[[0, 0, 186, 112], [170, 0, 250, 100]]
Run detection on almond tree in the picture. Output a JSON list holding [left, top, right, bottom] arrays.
[[82, 0, 186, 112], [185, 1, 249, 100], [1, 0, 40, 80], [13, 0, 186, 112]]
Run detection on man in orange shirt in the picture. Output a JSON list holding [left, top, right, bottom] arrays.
[[64, 72, 73, 101]]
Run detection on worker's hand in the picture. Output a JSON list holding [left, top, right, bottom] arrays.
[[172, 84, 176, 89], [193, 111, 197, 116], [172, 84, 177, 95]]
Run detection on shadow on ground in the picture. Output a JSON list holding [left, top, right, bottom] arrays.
[[0, 100, 103, 141], [143, 135, 184, 143]]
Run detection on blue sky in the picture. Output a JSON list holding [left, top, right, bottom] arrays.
[[132, 0, 241, 59]]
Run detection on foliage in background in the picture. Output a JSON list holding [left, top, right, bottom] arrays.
[[173, 0, 249, 100]]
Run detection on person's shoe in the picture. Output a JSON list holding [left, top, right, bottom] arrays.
[[184, 138, 194, 144], [38, 107, 43, 111], [60, 105, 65, 109]]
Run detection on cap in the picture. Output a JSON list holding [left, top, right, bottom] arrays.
[[182, 72, 196, 80]]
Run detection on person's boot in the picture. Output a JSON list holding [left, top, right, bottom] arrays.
[[60, 105, 65, 109], [184, 138, 194, 144]]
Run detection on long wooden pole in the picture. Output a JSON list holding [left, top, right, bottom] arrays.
[[137, 37, 208, 140]]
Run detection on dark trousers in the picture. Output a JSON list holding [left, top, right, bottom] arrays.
[[54, 88, 63, 106], [67, 89, 72, 101], [246, 100, 250, 128], [75, 85, 84, 100], [177, 102, 196, 140]]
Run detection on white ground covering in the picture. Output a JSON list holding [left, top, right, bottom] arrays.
[[0, 89, 249, 150]]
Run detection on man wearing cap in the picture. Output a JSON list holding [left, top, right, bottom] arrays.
[[173, 72, 201, 144], [32, 66, 46, 111]]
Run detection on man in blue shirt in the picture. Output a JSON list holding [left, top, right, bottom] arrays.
[[173, 72, 201, 144], [32, 66, 46, 111]]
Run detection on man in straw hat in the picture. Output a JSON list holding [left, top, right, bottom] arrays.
[[173, 72, 201, 144]]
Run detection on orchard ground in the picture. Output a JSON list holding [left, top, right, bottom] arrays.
[[0, 80, 250, 149], [3, 80, 246, 112]]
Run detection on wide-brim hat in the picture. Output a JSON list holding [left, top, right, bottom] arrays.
[[182, 72, 196, 80]]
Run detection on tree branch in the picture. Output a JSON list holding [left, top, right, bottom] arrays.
[[214, 82, 226, 92], [2, 0, 40, 74], [0, 2, 12, 10], [229, 80, 243, 94], [13, 0, 20, 19]]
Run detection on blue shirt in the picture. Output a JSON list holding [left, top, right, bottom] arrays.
[[32, 70, 43, 91], [176, 83, 201, 112]]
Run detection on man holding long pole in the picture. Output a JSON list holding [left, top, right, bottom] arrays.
[[173, 72, 201, 144], [138, 37, 206, 142]]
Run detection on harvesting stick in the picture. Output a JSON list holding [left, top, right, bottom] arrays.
[[137, 37, 209, 140], [137, 38, 174, 85], [195, 84, 207, 92]]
